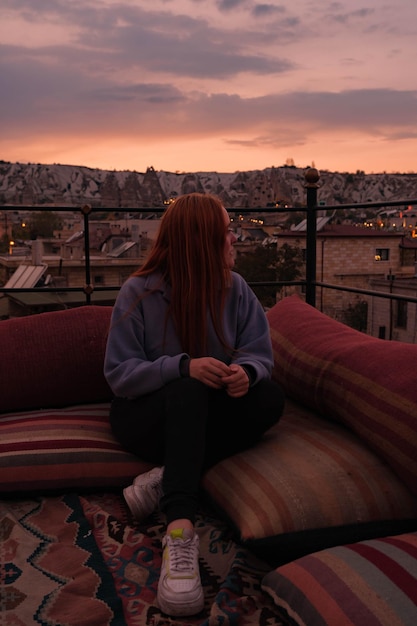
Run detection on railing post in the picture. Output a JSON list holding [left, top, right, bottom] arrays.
[[81, 204, 93, 304], [305, 168, 320, 307]]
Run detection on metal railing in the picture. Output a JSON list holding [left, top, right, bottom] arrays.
[[303, 168, 417, 308], [1, 168, 417, 309]]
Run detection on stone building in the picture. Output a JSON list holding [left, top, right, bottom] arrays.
[[277, 222, 417, 341], [0, 218, 160, 317], [368, 274, 417, 343]]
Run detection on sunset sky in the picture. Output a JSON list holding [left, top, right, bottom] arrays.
[[1, 0, 416, 175]]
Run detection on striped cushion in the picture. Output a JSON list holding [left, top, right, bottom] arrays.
[[266, 295, 417, 498], [0, 403, 152, 493], [262, 532, 417, 626], [202, 399, 417, 563]]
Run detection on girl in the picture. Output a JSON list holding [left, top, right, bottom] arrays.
[[104, 192, 285, 617]]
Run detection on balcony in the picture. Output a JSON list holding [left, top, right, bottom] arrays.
[[1, 168, 417, 341]]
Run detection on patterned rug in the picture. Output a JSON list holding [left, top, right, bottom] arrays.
[[0, 493, 286, 625]]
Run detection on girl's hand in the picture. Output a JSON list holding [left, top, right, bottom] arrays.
[[189, 357, 232, 389], [220, 364, 250, 398]]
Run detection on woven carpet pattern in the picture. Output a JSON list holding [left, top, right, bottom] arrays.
[[0, 492, 285, 625]]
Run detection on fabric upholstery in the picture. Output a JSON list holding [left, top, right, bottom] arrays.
[[266, 295, 417, 498], [0, 493, 285, 625], [0, 403, 152, 493], [0, 305, 113, 414], [262, 532, 417, 626], [202, 399, 417, 564]]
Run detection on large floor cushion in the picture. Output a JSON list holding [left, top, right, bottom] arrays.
[[0, 403, 152, 494], [0, 305, 113, 413], [266, 295, 417, 499], [202, 399, 417, 566], [262, 532, 417, 626]]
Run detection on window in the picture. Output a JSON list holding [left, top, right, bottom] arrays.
[[375, 248, 389, 261], [395, 300, 407, 329]]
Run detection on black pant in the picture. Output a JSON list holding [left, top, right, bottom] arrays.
[[110, 378, 285, 524]]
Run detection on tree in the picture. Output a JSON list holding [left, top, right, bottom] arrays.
[[234, 242, 303, 308], [27, 211, 63, 239], [0, 232, 9, 253], [343, 298, 368, 332], [12, 221, 30, 242]]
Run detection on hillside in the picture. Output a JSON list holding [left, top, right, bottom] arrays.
[[1, 160, 416, 209]]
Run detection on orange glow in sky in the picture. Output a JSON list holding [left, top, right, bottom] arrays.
[[1, 0, 416, 174]]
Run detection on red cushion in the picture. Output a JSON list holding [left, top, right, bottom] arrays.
[[0, 306, 113, 413], [266, 295, 417, 498]]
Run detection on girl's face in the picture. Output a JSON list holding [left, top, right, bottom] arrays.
[[222, 206, 237, 268]]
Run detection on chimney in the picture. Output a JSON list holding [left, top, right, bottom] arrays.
[[32, 240, 43, 265]]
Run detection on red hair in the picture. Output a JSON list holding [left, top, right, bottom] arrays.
[[132, 193, 232, 356]]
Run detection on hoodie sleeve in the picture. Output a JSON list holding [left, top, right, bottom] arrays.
[[229, 272, 274, 384], [103, 278, 187, 398]]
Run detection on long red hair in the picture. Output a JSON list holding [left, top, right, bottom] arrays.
[[132, 193, 232, 356]]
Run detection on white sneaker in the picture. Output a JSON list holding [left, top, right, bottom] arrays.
[[123, 466, 164, 521], [157, 528, 204, 616]]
